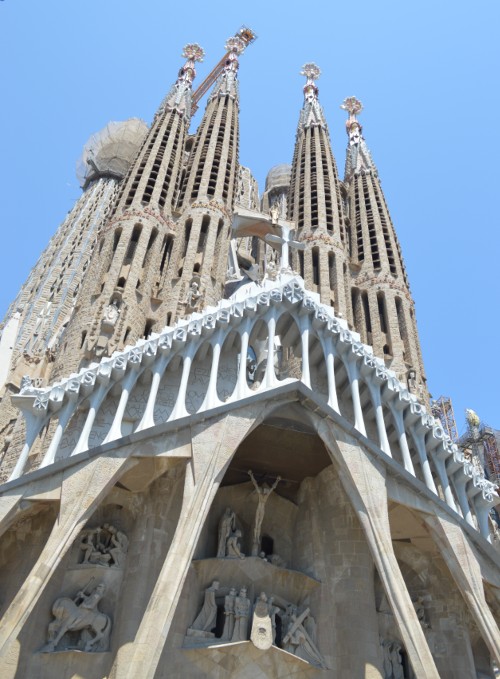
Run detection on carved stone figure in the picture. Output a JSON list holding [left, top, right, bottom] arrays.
[[269, 203, 280, 225], [189, 580, 219, 636], [20, 375, 32, 391], [381, 638, 393, 679], [102, 300, 120, 328], [268, 596, 280, 644], [221, 587, 237, 641], [217, 507, 236, 558], [248, 470, 281, 555], [390, 643, 404, 679], [283, 608, 326, 669], [109, 526, 129, 568], [42, 582, 111, 653], [250, 592, 273, 650], [413, 596, 429, 628], [231, 587, 251, 642], [78, 525, 128, 568], [186, 281, 203, 311], [226, 529, 245, 559]]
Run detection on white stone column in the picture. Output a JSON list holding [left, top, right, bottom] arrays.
[[40, 399, 78, 468], [200, 330, 224, 411], [431, 451, 458, 512], [103, 367, 141, 444], [263, 313, 278, 389], [234, 319, 252, 400], [452, 470, 475, 527], [387, 403, 415, 475], [136, 353, 170, 432], [343, 355, 366, 437], [320, 335, 340, 413], [299, 319, 311, 389], [8, 412, 48, 481], [410, 426, 438, 494], [71, 382, 109, 456], [169, 344, 197, 421], [365, 380, 391, 457]]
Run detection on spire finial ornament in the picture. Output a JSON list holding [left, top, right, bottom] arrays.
[[178, 43, 205, 85], [301, 63, 321, 102], [224, 36, 245, 72], [341, 96, 363, 134]]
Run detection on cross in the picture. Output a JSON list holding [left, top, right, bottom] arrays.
[[265, 222, 305, 271]]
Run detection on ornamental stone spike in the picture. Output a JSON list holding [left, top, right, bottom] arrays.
[[178, 43, 205, 85], [301, 62, 321, 102], [340, 96, 363, 133]]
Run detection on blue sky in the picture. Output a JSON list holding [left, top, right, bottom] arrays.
[[0, 0, 499, 432]]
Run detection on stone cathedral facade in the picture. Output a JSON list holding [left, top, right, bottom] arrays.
[[0, 37, 499, 679]]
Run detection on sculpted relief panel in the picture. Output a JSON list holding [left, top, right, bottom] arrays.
[[41, 523, 129, 653]]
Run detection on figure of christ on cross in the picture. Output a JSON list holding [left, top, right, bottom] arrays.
[[247, 470, 281, 556]]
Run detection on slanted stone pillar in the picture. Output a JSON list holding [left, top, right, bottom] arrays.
[[0, 454, 136, 662], [423, 514, 500, 665], [110, 406, 265, 679], [317, 419, 440, 678]]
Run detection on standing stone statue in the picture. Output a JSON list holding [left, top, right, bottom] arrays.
[[221, 587, 237, 641], [390, 643, 404, 679], [380, 638, 393, 678], [217, 507, 236, 558], [250, 592, 273, 650], [231, 587, 251, 642], [268, 596, 280, 644], [188, 581, 219, 637], [247, 470, 281, 556]]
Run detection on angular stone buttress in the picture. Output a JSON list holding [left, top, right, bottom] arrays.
[[0, 39, 499, 679]]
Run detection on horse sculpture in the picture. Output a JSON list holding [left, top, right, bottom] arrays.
[[42, 583, 111, 653]]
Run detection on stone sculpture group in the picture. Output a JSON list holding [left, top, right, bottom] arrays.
[[186, 581, 326, 668], [381, 639, 406, 679], [42, 581, 111, 653], [79, 524, 128, 568], [216, 471, 281, 560]]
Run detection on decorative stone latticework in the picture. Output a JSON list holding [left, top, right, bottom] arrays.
[[6, 276, 498, 540]]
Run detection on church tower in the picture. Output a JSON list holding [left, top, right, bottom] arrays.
[[165, 36, 244, 321], [0, 41, 499, 679], [51, 45, 205, 379], [342, 97, 427, 396], [287, 64, 349, 315]]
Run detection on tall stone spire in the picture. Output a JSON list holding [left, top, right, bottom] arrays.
[[287, 64, 349, 315], [50, 46, 204, 378], [342, 97, 427, 397], [113, 43, 204, 217], [163, 36, 244, 322]]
